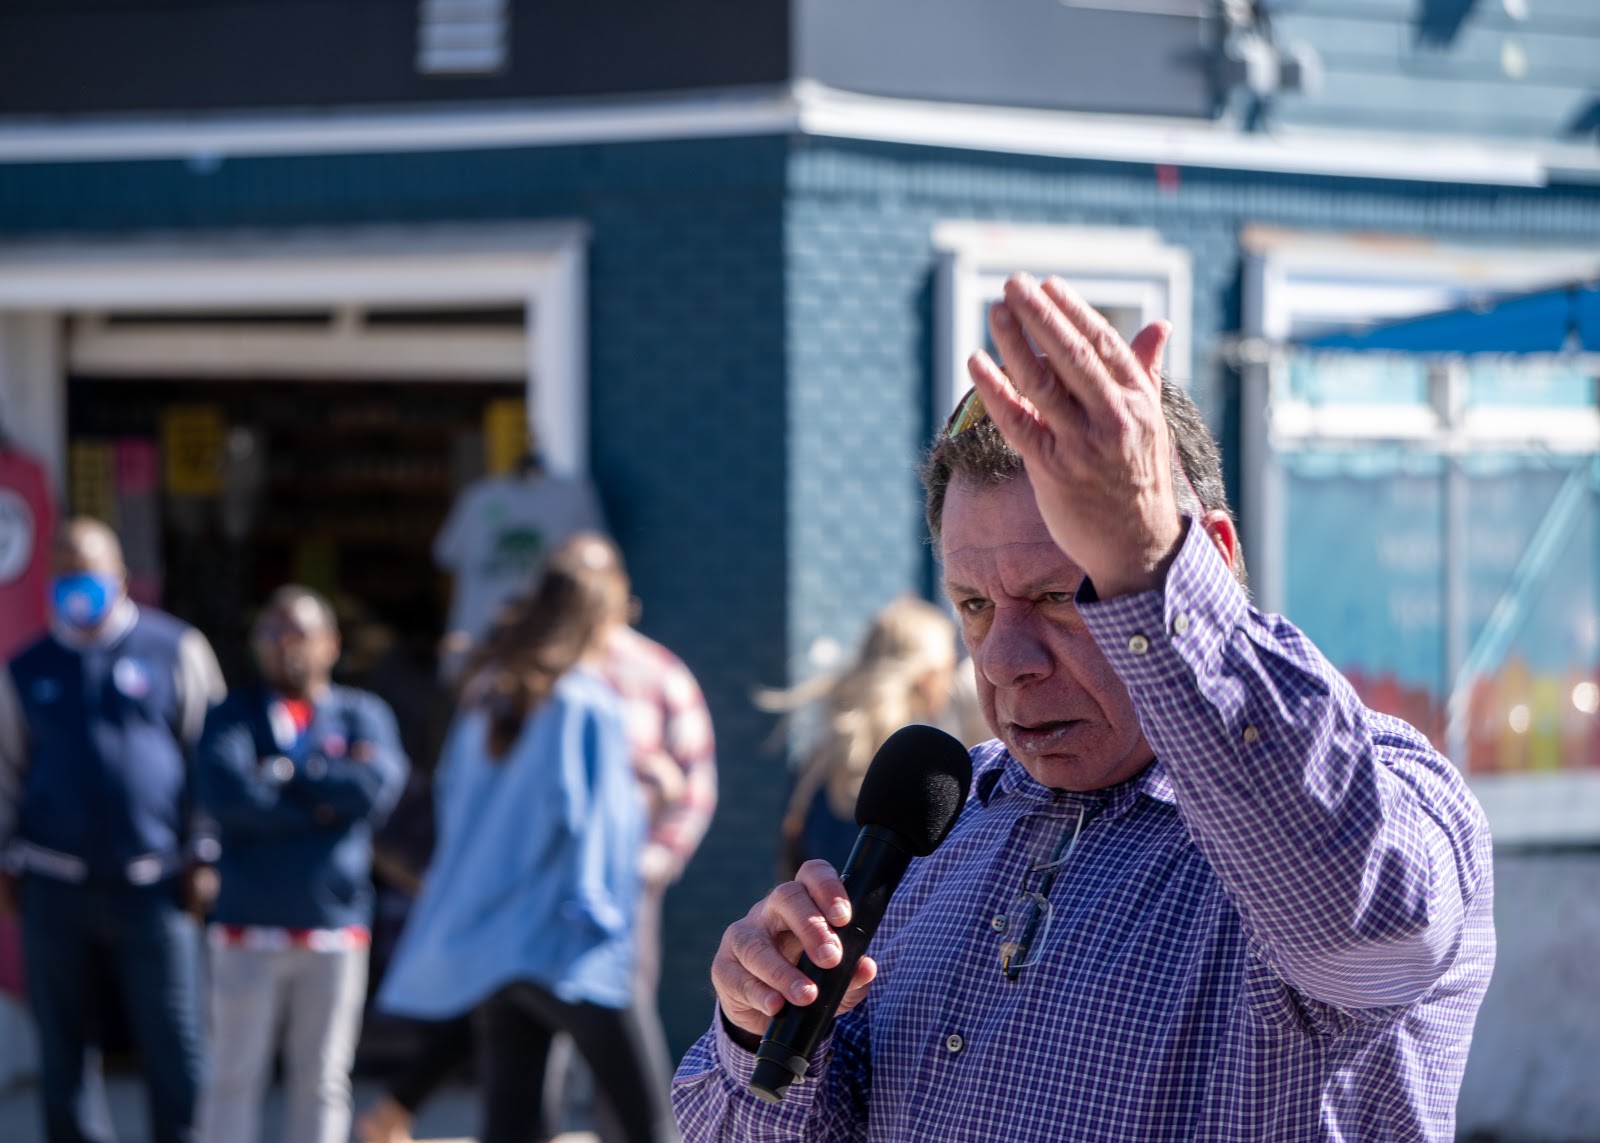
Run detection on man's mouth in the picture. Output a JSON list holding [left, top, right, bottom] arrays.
[[1007, 720, 1080, 752]]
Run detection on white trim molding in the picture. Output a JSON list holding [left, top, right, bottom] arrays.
[[796, 83, 1600, 188], [65, 312, 529, 382], [0, 222, 591, 482], [934, 221, 1193, 426], [0, 87, 801, 166], [1, 81, 1597, 188]]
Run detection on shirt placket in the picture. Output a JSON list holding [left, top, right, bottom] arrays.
[[901, 799, 1060, 1129]]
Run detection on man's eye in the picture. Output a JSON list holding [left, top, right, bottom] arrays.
[[957, 598, 990, 615], [1042, 592, 1074, 605]]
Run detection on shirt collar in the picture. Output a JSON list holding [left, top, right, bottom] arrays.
[[51, 598, 138, 650], [973, 739, 1175, 821]]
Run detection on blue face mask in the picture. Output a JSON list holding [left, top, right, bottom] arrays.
[[52, 573, 119, 630]]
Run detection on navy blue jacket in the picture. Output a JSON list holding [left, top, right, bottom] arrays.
[[6, 607, 210, 880], [196, 685, 409, 931]]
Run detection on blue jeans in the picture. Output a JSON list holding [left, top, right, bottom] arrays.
[[21, 875, 203, 1143]]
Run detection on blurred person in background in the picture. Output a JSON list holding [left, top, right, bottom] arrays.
[[758, 595, 969, 878], [359, 533, 714, 1143], [0, 517, 224, 1143], [360, 534, 716, 1139], [193, 585, 408, 1143], [546, 532, 716, 1143], [433, 447, 606, 682], [593, 532, 718, 1005], [374, 535, 678, 1143]]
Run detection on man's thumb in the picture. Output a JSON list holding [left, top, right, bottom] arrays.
[[1130, 320, 1171, 376]]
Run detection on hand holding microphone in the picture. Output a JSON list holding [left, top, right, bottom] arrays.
[[708, 724, 973, 1102]]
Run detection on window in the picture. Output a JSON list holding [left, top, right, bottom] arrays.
[[933, 222, 1192, 423], [417, 0, 509, 77], [1245, 230, 1600, 843]]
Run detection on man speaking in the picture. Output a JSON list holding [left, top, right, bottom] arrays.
[[672, 275, 1494, 1141]]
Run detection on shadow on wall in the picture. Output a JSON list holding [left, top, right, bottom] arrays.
[[1455, 850, 1600, 1142], [1414, 0, 1478, 49]]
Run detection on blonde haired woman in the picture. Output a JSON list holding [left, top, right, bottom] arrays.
[[760, 596, 975, 878]]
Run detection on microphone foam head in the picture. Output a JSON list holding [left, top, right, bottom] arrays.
[[853, 724, 974, 857]]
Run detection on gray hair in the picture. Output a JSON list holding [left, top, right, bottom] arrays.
[[921, 378, 1247, 587]]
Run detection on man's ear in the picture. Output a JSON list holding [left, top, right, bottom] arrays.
[[1199, 510, 1237, 571]]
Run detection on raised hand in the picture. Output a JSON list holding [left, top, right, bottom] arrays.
[[710, 860, 878, 1044], [967, 272, 1184, 599]]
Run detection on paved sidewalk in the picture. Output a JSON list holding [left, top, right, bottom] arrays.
[[0, 1073, 599, 1143]]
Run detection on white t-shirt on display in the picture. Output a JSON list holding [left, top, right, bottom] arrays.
[[433, 473, 606, 643]]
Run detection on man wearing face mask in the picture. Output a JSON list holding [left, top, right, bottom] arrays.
[[194, 584, 407, 1143], [0, 517, 226, 1143]]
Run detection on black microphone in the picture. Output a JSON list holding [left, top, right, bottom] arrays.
[[748, 723, 973, 1103]]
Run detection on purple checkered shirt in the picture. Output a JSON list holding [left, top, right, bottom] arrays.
[[673, 519, 1495, 1142]]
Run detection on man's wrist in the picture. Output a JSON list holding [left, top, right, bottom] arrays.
[[1080, 516, 1190, 602], [719, 1005, 763, 1053]]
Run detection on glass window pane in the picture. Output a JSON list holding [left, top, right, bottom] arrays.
[[1283, 448, 1446, 747], [1287, 352, 1431, 406], [1459, 454, 1599, 775], [1463, 357, 1597, 409]]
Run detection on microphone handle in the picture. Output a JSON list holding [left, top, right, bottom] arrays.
[[748, 826, 915, 1103]]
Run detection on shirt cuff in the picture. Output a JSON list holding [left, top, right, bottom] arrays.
[[712, 1002, 832, 1092], [1078, 515, 1248, 689]]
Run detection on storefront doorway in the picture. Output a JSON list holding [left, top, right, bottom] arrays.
[[0, 222, 590, 1078], [70, 372, 523, 676]]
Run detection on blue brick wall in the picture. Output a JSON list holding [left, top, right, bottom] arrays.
[[785, 194, 939, 683], [584, 184, 791, 1053]]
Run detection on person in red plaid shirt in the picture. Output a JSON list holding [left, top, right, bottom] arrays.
[[564, 535, 717, 1140], [600, 613, 718, 995]]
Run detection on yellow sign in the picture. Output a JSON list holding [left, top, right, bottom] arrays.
[[162, 405, 226, 497], [484, 398, 531, 476], [292, 538, 340, 597], [69, 440, 117, 526]]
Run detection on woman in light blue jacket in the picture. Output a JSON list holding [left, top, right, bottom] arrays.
[[377, 534, 675, 1143]]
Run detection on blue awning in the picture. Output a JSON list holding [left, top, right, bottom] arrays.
[[1302, 280, 1600, 354]]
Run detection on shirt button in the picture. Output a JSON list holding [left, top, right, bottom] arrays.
[[1172, 613, 1190, 635], [1242, 725, 1260, 744], [990, 915, 1006, 932], [945, 1033, 964, 1053], [1127, 634, 1150, 654]]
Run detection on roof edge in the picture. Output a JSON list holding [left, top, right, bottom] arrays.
[[0, 80, 1594, 189]]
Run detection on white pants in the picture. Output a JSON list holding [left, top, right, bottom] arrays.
[[197, 943, 368, 1143]]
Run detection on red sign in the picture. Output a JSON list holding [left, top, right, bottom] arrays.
[[0, 445, 56, 662]]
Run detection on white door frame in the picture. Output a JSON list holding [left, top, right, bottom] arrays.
[[933, 221, 1193, 427], [0, 221, 590, 491]]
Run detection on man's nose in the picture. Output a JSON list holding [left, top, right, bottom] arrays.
[[977, 606, 1054, 689]]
